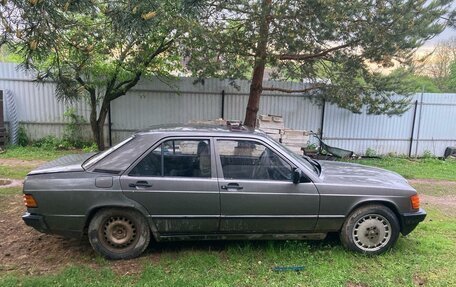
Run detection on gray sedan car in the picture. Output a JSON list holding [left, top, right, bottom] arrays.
[[22, 124, 426, 259]]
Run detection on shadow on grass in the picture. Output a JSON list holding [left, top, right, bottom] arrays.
[[143, 232, 343, 255]]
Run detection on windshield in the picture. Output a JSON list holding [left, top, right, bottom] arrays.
[[82, 136, 134, 169], [278, 142, 321, 175]]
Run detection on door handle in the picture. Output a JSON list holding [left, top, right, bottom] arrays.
[[221, 183, 243, 191], [129, 181, 152, 188]]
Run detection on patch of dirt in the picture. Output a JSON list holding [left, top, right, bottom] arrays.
[[0, 158, 46, 168], [110, 259, 145, 276], [413, 273, 427, 286], [420, 194, 456, 215], [0, 179, 23, 188], [0, 195, 95, 275], [409, 179, 456, 186], [0, 195, 156, 276]]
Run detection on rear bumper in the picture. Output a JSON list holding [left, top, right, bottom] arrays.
[[22, 212, 49, 233], [400, 208, 426, 236]]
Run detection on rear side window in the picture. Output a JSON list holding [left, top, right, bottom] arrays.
[[90, 136, 153, 174], [129, 139, 211, 178]]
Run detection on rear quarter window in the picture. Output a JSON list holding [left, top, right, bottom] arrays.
[[90, 135, 155, 174]]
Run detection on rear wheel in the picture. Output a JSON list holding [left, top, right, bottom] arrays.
[[340, 204, 400, 255], [88, 208, 150, 260]]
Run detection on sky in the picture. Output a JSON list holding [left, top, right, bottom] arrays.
[[424, 27, 455, 47], [423, 1, 456, 47]]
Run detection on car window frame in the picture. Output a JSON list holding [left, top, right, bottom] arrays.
[[213, 136, 310, 183], [122, 136, 217, 179]]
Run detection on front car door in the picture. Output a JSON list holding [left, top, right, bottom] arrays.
[[120, 137, 220, 235], [215, 138, 319, 233]]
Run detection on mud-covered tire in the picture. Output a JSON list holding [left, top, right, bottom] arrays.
[[88, 208, 150, 260], [340, 204, 400, 255]]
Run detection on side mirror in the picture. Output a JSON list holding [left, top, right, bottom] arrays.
[[292, 169, 303, 184]]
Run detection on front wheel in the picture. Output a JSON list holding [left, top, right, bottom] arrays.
[[340, 204, 400, 255], [88, 208, 150, 260]]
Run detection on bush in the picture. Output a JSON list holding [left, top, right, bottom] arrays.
[[365, 147, 377, 157], [17, 125, 29, 147], [63, 107, 88, 148], [422, 150, 435, 159], [82, 143, 98, 153]]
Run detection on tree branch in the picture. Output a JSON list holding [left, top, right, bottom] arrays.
[[276, 42, 356, 61], [262, 84, 324, 93]]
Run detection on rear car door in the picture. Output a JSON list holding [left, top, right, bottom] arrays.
[[120, 137, 220, 235], [215, 138, 319, 233]]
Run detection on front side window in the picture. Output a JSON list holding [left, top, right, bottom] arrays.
[[129, 139, 211, 178], [217, 140, 292, 181]]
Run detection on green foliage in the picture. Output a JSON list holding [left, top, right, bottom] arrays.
[[0, 146, 76, 161], [185, 0, 454, 115], [422, 150, 435, 159], [449, 60, 456, 90], [31, 135, 94, 151], [0, 0, 199, 149], [32, 135, 68, 150], [391, 68, 442, 93], [17, 125, 29, 147], [63, 107, 87, 148], [365, 147, 377, 157], [82, 143, 98, 153]]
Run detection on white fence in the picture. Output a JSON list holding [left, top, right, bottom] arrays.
[[1, 62, 456, 156]]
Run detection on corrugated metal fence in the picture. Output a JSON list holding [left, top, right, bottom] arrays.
[[1, 62, 455, 156]]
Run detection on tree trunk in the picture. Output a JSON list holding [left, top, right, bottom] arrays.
[[244, 0, 272, 128], [87, 90, 104, 150], [88, 90, 110, 151]]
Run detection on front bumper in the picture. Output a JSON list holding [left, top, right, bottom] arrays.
[[22, 212, 49, 233], [400, 208, 426, 236]]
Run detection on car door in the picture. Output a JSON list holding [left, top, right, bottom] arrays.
[[215, 138, 319, 233], [120, 137, 220, 234]]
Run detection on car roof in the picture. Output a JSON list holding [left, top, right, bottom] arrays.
[[135, 123, 268, 137]]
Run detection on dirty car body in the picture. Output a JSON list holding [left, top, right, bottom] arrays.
[[22, 124, 426, 259]]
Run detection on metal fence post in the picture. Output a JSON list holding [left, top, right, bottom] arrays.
[[414, 91, 425, 157], [408, 100, 418, 157], [0, 90, 5, 147]]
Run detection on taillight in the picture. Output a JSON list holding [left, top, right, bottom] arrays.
[[410, 194, 420, 210], [23, 194, 38, 208]]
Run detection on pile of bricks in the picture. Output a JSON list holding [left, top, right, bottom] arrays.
[[257, 114, 309, 154]]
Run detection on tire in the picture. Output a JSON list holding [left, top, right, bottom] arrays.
[[340, 204, 400, 255], [88, 208, 150, 260]]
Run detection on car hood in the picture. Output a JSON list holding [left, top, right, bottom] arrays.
[[318, 160, 411, 189], [28, 153, 96, 175]]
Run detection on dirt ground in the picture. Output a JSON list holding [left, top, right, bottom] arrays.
[[0, 158, 46, 167], [409, 179, 456, 215], [0, 177, 455, 276]]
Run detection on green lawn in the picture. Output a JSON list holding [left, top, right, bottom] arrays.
[[0, 146, 79, 161], [0, 148, 455, 286], [352, 157, 456, 181]]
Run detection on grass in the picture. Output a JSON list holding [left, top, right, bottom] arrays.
[[0, 146, 81, 180], [0, 165, 33, 179], [0, 146, 80, 161], [0, 186, 22, 196], [351, 157, 456, 181]]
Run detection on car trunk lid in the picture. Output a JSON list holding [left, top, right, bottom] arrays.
[[28, 153, 96, 175]]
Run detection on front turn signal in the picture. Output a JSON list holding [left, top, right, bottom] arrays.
[[23, 194, 38, 208], [410, 194, 420, 210]]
